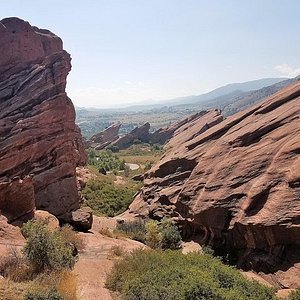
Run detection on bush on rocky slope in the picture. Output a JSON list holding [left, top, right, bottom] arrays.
[[22, 220, 75, 273], [106, 249, 277, 300], [288, 290, 300, 300]]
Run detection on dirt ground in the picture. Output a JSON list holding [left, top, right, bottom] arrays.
[[73, 216, 144, 300]]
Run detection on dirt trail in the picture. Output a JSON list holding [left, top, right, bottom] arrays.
[[74, 216, 144, 300]]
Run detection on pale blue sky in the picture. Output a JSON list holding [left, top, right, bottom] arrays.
[[1, 0, 300, 108]]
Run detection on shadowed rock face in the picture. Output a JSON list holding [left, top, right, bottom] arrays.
[[127, 81, 300, 275], [0, 17, 86, 222]]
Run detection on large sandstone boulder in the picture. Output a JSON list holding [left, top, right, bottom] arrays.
[[126, 81, 300, 279], [0, 17, 86, 222], [0, 215, 25, 257]]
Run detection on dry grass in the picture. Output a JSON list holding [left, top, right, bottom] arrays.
[[0, 233, 79, 299], [22, 270, 78, 300], [99, 227, 114, 238], [56, 270, 78, 300], [118, 154, 158, 165], [109, 245, 126, 258], [0, 247, 34, 282], [0, 279, 28, 300], [60, 224, 85, 251]]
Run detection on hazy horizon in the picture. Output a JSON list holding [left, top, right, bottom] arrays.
[[1, 0, 300, 108]]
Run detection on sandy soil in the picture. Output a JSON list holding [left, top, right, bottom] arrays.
[[73, 216, 144, 300]]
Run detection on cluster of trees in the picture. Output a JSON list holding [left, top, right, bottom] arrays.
[[87, 148, 126, 173]]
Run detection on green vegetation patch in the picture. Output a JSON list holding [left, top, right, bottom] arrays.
[[288, 290, 300, 300], [82, 179, 141, 217], [22, 220, 75, 273], [106, 249, 277, 300], [87, 148, 125, 172]]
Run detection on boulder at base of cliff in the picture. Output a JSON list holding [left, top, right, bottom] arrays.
[[68, 207, 93, 232]]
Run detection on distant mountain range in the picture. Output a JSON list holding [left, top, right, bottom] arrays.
[[76, 77, 292, 113], [76, 76, 299, 137], [170, 76, 298, 116]]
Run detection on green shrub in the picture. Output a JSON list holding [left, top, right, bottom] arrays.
[[288, 290, 300, 300], [87, 148, 124, 172], [117, 218, 182, 249], [82, 179, 139, 217], [24, 287, 63, 300], [106, 250, 276, 300], [22, 220, 75, 273], [145, 221, 161, 249], [106, 145, 119, 153], [144, 160, 153, 171], [116, 220, 146, 242], [159, 219, 182, 250]]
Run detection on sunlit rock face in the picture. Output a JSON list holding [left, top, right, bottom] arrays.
[[0, 17, 86, 222], [126, 81, 300, 276]]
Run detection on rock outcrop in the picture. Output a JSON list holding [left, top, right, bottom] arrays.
[[126, 81, 300, 278], [86, 112, 222, 151], [87, 123, 121, 150], [149, 110, 222, 145], [112, 122, 151, 149], [0, 17, 86, 223]]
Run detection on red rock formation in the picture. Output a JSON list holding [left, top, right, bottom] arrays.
[[0, 17, 86, 223], [87, 123, 121, 150], [126, 81, 300, 280], [150, 110, 223, 145], [112, 122, 151, 149]]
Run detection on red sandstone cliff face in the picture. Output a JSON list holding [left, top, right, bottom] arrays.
[[0, 18, 86, 222], [127, 81, 300, 276]]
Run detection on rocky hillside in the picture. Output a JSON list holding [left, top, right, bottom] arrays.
[[126, 80, 300, 279], [86, 110, 223, 151], [0, 18, 86, 224]]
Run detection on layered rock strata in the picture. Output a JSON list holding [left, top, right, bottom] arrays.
[[87, 122, 121, 150], [127, 81, 300, 275], [0, 17, 86, 223]]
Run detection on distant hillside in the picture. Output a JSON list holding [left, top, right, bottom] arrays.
[[76, 77, 297, 137], [172, 77, 297, 116], [161, 77, 289, 106]]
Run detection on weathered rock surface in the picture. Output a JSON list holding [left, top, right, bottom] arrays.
[[112, 122, 151, 149], [76, 166, 96, 190], [68, 207, 93, 232], [74, 216, 145, 300], [126, 81, 300, 284], [87, 123, 121, 150], [33, 210, 60, 231], [150, 110, 223, 145], [0, 17, 86, 222]]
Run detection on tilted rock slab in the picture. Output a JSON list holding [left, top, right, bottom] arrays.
[[127, 81, 300, 274], [112, 122, 151, 149], [0, 17, 86, 222], [87, 122, 121, 150]]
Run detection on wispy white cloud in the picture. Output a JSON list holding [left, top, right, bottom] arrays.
[[274, 64, 300, 77]]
